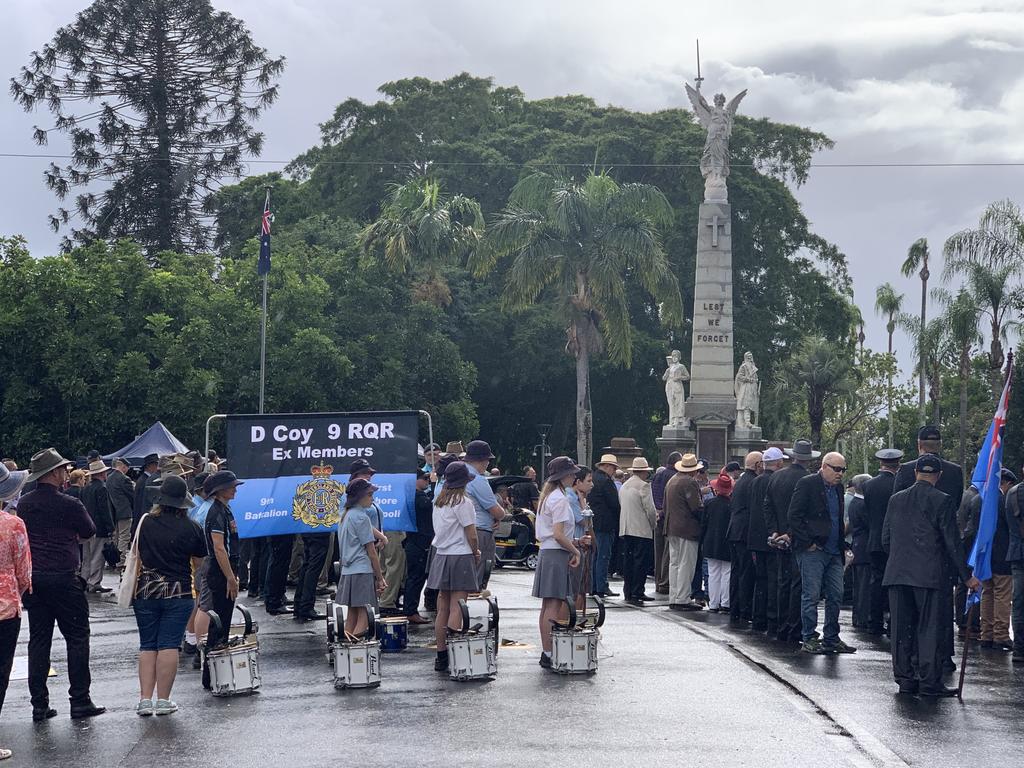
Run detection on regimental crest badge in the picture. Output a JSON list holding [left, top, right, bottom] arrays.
[[292, 464, 345, 529]]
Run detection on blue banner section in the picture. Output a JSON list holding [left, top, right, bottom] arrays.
[[232, 473, 416, 538]]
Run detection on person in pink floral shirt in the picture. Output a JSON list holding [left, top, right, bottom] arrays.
[[0, 462, 30, 761]]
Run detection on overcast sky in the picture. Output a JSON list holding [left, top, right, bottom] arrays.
[[4, 0, 1024, 380]]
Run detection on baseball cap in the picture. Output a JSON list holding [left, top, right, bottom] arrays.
[[918, 426, 941, 441], [915, 454, 942, 474], [762, 447, 785, 462]]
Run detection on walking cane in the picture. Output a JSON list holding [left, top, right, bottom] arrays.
[[956, 592, 979, 701]]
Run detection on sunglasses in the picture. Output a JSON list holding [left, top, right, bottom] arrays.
[[825, 463, 847, 473]]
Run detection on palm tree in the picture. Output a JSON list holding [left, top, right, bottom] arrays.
[[774, 335, 856, 449], [901, 238, 930, 423], [897, 314, 946, 426], [937, 288, 982, 469], [874, 282, 904, 446], [944, 199, 1024, 398], [359, 177, 486, 306], [488, 171, 683, 464]]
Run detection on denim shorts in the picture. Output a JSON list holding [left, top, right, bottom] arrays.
[[134, 597, 195, 651]]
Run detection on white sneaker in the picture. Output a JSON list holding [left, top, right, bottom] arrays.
[[136, 699, 153, 716], [153, 699, 178, 715]]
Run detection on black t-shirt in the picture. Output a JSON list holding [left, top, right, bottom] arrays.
[[204, 500, 240, 567], [137, 513, 207, 597]]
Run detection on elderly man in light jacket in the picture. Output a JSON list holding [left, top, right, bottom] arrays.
[[619, 458, 658, 606]]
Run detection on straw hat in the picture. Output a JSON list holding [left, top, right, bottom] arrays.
[[87, 460, 110, 475], [674, 454, 704, 473], [595, 454, 619, 469], [626, 457, 653, 473]]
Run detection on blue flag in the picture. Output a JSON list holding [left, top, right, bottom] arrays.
[[967, 365, 1012, 593], [257, 191, 272, 276]]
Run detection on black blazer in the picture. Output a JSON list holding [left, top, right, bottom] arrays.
[[893, 458, 964, 510], [863, 470, 897, 555], [764, 464, 808, 537], [587, 469, 620, 534], [847, 496, 870, 564], [882, 481, 971, 589], [726, 469, 758, 543], [746, 470, 775, 552], [787, 472, 845, 552], [702, 495, 733, 562]]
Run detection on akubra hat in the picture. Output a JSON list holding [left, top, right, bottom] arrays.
[[546, 456, 582, 483], [674, 454, 704, 473], [155, 474, 193, 510], [87, 460, 110, 475], [0, 464, 28, 502], [463, 440, 495, 462], [27, 448, 74, 483], [595, 454, 620, 469], [203, 470, 244, 496], [445, 441, 466, 456], [626, 457, 654, 473], [785, 439, 821, 460]]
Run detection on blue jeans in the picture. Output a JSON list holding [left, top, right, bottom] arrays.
[[592, 531, 615, 594], [794, 548, 843, 644], [134, 597, 195, 651]]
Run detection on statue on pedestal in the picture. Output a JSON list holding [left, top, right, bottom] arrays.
[[734, 351, 759, 428], [664, 349, 690, 427], [684, 85, 747, 203]]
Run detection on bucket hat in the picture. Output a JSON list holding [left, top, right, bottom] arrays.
[[784, 439, 821, 460], [463, 440, 495, 462], [155, 475, 193, 509], [711, 472, 734, 497], [349, 458, 377, 477], [546, 456, 582, 483], [204, 470, 244, 496], [0, 464, 28, 502], [27, 448, 74, 483], [443, 461, 472, 489], [345, 477, 379, 503], [674, 454, 704, 473]]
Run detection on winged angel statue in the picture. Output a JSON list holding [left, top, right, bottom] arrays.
[[684, 85, 747, 202]]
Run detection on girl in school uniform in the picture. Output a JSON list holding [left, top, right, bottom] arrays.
[[533, 456, 583, 669], [426, 461, 480, 672], [567, 467, 594, 611], [337, 478, 387, 639]]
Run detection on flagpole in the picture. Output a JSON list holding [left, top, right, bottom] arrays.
[[258, 186, 271, 415]]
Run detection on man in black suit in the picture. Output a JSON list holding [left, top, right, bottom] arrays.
[[132, 453, 159, 534], [883, 454, 979, 697], [784, 451, 855, 655], [726, 452, 761, 623], [892, 426, 964, 670], [748, 448, 783, 633], [764, 440, 815, 642], [862, 448, 903, 634]]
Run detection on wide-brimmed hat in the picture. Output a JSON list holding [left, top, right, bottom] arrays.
[[349, 458, 377, 477], [143, 453, 160, 468], [0, 464, 28, 502], [87, 460, 110, 475], [204, 470, 244, 496], [463, 440, 495, 462], [785, 439, 821, 460], [345, 477, 379, 503], [595, 454, 619, 469], [155, 474, 193, 509], [445, 441, 466, 456], [27, 448, 74, 483], [546, 456, 582, 482], [674, 454, 704, 473], [443, 461, 472, 489], [626, 457, 653, 473], [711, 472, 734, 497]]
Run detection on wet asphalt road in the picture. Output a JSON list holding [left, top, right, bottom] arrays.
[[3, 569, 1022, 767]]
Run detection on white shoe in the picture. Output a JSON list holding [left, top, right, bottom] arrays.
[[153, 699, 178, 715], [136, 699, 153, 716]]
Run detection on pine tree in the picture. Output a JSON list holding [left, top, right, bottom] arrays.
[[10, 0, 284, 254]]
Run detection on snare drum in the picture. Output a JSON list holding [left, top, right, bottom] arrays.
[[376, 617, 409, 653], [332, 640, 381, 689], [207, 640, 262, 695], [447, 633, 497, 681], [547, 597, 603, 675]]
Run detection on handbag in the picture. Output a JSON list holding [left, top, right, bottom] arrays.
[[117, 513, 149, 609]]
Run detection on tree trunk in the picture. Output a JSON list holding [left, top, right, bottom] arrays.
[[959, 348, 969, 471], [809, 393, 824, 450], [574, 327, 593, 467], [918, 267, 928, 424], [991, 321, 1004, 400]]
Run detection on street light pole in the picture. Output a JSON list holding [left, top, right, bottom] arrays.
[[536, 424, 552, 484]]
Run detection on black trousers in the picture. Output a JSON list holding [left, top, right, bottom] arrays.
[[938, 576, 954, 660], [238, 536, 268, 593], [751, 549, 778, 630], [690, 541, 705, 596], [869, 551, 888, 632], [776, 551, 802, 639], [728, 541, 754, 620], [402, 537, 431, 616], [0, 616, 20, 716], [851, 563, 872, 627], [621, 535, 653, 600], [889, 585, 941, 690], [206, 566, 236, 647], [24, 572, 92, 708], [293, 533, 330, 617], [264, 534, 295, 610]]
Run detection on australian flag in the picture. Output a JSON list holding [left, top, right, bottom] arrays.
[[967, 359, 1013, 595], [257, 190, 272, 276]]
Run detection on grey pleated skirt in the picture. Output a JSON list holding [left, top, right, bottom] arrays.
[[426, 553, 479, 592], [337, 573, 378, 608], [532, 548, 573, 600]]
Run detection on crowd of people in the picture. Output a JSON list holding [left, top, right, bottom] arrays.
[[0, 422, 1021, 758]]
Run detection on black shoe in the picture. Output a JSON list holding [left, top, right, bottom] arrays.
[[980, 640, 993, 649], [315, 587, 332, 596], [247, 590, 259, 598], [601, 590, 620, 597], [896, 683, 919, 696], [638, 594, 656, 602], [995, 640, 1014, 652], [920, 686, 958, 698], [539, 654, 552, 669], [192, 652, 202, 670], [266, 606, 292, 616], [434, 656, 449, 672], [70, 701, 106, 719], [294, 611, 327, 621], [625, 598, 645, 607], [32, 707, 57, 722], [286, 579, 298, 588], [182, 641, 197, 656], [828, 639, 857, 654], [238, 582, 248, 591], [942, 659, 957, 674], [93, 586, 113, 594]]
